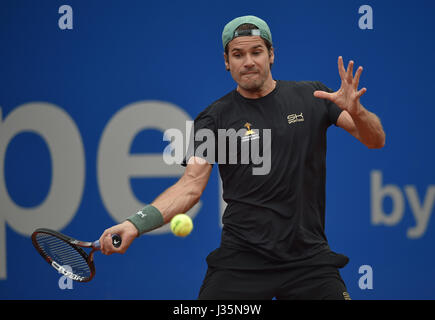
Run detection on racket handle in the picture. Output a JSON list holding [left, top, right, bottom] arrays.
[[111, 234, 122, 248], [93, 234, 122, 249]]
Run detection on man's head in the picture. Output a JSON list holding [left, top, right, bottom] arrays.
[[222, 16, 275, 94]]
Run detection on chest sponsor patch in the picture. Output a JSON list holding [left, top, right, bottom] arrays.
[[287, 112, 304, 125]]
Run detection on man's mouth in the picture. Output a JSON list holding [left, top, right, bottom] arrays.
[[242, 71, 258, 76]]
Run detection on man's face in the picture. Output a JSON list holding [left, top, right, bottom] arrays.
[[224, 36, 274, 92]]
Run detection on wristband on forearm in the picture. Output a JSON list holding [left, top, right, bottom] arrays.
[[126, 205, 164, 236]]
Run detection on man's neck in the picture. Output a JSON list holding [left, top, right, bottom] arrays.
[[237, 78, 277, 99]]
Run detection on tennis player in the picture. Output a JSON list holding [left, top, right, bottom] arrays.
[[99, 15, 385, 300]]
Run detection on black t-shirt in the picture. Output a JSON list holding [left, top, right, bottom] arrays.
[[182, 80, 349, 270]]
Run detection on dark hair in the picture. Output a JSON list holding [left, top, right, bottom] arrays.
[[224, 23, 273, 68]]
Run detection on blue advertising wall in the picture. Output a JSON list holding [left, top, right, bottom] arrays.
[[1, 0, 434, 299]]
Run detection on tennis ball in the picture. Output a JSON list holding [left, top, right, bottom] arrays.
[[170, 214, 193, 237]]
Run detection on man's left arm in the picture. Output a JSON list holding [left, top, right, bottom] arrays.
[[336, 105, 385, 149], [314, 56, 386, 149]]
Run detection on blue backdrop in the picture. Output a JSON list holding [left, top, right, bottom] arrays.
[[1, 0, 434, 300]]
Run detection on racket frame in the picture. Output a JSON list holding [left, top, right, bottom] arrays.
[[31, 228, 99, 282]]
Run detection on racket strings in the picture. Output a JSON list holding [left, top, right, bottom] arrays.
[[35, 233, 92, 279]]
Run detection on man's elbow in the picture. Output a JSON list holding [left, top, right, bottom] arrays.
[[181, 176, 204, 205], [366, 134, 386, 149], [189, 187, 202, 205]]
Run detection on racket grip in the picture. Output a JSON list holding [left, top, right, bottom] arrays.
[[93, 234, 122, 249]]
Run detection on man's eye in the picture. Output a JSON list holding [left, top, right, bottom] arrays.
[[253, 51, 261, 55]]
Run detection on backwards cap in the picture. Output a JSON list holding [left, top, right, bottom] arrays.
[[222, 15, 272, 50]]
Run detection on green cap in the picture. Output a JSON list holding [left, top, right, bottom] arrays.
[[222, 15, 272, 50]]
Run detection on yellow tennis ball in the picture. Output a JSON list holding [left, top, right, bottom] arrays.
[[170, 214, 193, 237]]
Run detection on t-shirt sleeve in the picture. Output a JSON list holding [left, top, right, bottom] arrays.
[[314, 81, 343, 127], [181, 108, 218, 167]]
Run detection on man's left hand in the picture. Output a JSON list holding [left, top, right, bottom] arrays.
[[313, 56, 366, 116]]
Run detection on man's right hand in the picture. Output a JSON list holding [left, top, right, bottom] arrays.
[[99, 220, 139, 255]]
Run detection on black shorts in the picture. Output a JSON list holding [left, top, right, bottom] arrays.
[[198, 265, 350, 300]]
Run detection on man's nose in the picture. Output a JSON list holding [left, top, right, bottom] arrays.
[[244, 54, 255, 68]]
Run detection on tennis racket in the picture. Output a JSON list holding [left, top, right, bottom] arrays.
[[31, 228, 122, 282]]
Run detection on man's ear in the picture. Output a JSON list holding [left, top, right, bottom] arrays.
[[224, 52, 230, 71], [269, 47, 275, 65]]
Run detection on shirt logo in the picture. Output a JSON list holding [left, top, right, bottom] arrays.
[[342, 292, 351, 300], [242, 122, 260, 142], [287, 112, 304, 125]]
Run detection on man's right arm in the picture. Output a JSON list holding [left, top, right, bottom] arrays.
[[151, 157, 213, 224], [99, 157, 212, 255]]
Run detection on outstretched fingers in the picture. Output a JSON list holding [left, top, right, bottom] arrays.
[[356, 87, 367, 99], [338, 56, 346, 81], [313, 90, 335, 101], [346, 60, 354, 83], [339, 56, 364, 88], [354, 66, 363, 90]]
